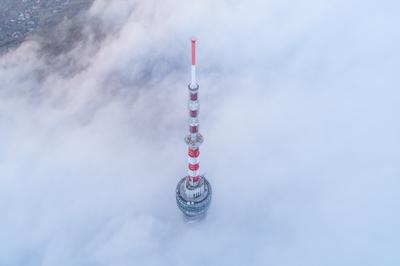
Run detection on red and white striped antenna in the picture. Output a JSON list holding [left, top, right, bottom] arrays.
[[186, 37, 202, 187]]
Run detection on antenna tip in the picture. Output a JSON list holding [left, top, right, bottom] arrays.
[[191, 37, 197, 43], [191, 37, 197, 66]]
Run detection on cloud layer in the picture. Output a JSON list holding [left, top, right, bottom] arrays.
[[0, 0, 399, 265]]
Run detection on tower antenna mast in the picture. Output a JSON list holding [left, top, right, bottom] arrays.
[[176, 38, 212, 221]]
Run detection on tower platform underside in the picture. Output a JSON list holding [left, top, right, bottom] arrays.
[[176, 176, 212, 221]]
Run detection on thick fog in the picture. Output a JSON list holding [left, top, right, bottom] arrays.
[[0, 0, 399, 265]]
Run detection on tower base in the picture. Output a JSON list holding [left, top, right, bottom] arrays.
[[176, 176, 212, 222]]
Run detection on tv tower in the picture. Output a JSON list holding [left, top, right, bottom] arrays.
[[176, 38, 212, 221]]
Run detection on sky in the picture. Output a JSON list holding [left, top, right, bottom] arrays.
[[0, 0, 400, 265]]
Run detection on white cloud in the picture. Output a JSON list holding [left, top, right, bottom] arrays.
[[0, 0, 399, 265]]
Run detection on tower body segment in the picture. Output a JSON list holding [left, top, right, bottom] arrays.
[[176, 38, 212, 221]]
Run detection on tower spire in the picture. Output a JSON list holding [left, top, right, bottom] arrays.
[[176, 38, 212, 221], [190, 38, 197, 87]]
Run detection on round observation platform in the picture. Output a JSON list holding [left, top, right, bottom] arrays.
[[176, 176, 212, 222]]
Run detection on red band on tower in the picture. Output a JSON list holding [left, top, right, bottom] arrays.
[[188, 163, 200, 171], [191, 38, 196, 66], [190, 93, 198, 101], [190, 110, 198, 117], [188, 148, 200, 157], [190, 126, 198, 133]]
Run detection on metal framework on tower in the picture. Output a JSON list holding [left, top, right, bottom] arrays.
[[176, 38, 212, 221]]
